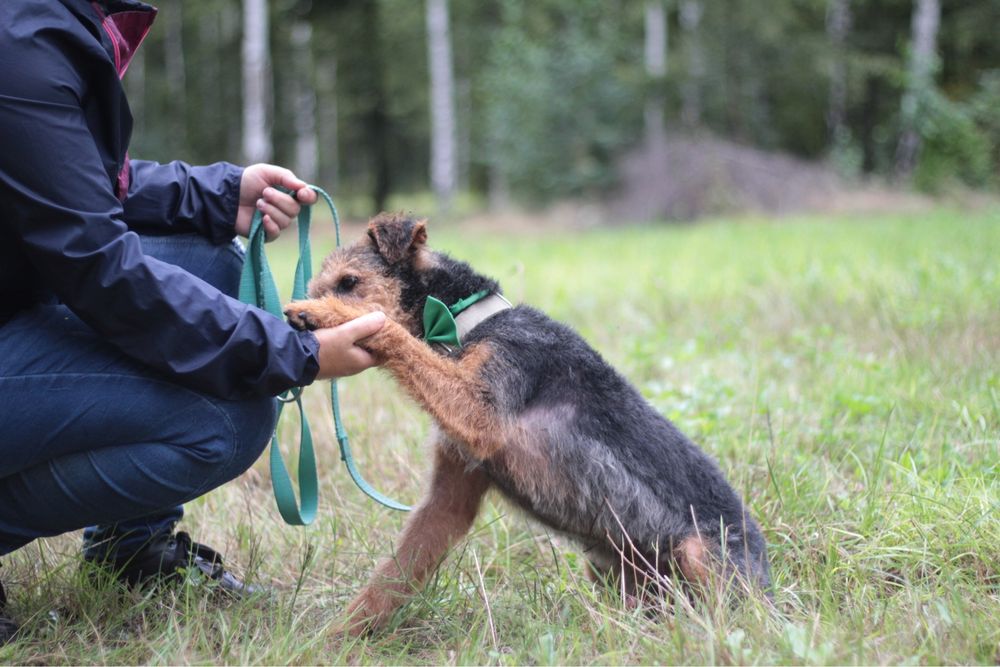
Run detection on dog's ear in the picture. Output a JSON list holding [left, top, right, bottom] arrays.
[[366, 213, 428, 265]]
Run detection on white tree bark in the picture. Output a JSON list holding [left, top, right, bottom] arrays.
[[895, 0, 941, 180], [242, 0, 272, 164], [290, 21, 318, 183], [680, 0, 704, 127], [644, 0, 668, 144], [316, 50, 339, 189], [426, 0, 457, 212], [826, 0, 851, 148]]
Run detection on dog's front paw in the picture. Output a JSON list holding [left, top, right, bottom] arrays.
[[284, 297, 357, 331], [331, 587, 396, 638], [284, 303, 322, 331]]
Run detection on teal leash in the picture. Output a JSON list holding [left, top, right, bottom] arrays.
[[238, 185, 411, 525]]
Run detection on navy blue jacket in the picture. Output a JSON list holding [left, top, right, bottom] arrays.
[[0, 0, 320, 399]]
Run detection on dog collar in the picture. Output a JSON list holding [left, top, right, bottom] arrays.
[[423, 290, 512, 350]]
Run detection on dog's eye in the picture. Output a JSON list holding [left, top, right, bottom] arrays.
[[336, 275, 359, 293]]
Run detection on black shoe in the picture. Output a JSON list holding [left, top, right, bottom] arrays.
[[90, 532, 263, 599], [0, 576, 19, 646]]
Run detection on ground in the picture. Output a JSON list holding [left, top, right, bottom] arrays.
[[2, 206, 998, 664]]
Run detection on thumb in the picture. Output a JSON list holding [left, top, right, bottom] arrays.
[[267, 166, 318, 205], [338, 311, 387, 343]]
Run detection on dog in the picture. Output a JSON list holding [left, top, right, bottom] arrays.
[[284, 212, 771, 634]]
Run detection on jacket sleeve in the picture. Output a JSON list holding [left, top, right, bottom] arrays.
[[123, 159, 244, 244], [0, 14, 320, 399]]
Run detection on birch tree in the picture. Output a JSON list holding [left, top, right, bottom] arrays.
[[426, 0, 457, 213], [290, 20, 318, 183], [894, 0, 940, 180], [242, 0, 272, 164], [644, 0, 668, 145], [680, 0, 704, 127], [163, 0, 186, 151], [316, 49, 338, 190], [826, 0, 851, 150]]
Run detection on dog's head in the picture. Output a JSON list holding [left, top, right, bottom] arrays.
[[308, 212, 500, 338], [307, 212, 441, 335]]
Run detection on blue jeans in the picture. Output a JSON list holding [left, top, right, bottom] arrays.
[[0, 234, 277, 559]]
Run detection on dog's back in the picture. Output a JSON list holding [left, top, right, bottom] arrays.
[[464, 305, 771, 592]]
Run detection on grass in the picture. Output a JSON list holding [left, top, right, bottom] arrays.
[[3, 207, 998, 664]]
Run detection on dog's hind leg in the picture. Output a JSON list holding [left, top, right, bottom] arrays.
[[338, 444, 491, 636]]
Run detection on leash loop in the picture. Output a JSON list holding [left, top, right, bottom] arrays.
[[238, 184, 411, 525]]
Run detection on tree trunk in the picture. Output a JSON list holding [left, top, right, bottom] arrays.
[[426, 0, 457, 214], [488, 158, 510, 212], [894, 0, 940, 181], [456, 77, 472, 193], [242, 0, 273, 164], [644, 0, 668, 145], [680, 0, 704, 128], [316, 49, 339, 191], [163, 0, 186, 152], [826, 0, 851, 149], [196, 11, 222, 164], [860, 75, 881, 174], [361, 1, 390, 212], [290, 21, 318, 183]]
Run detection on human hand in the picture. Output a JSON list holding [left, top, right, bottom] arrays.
[[311, 311, 387, 379], [235, 164, 319, 240]]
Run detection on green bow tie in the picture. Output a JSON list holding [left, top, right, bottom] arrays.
[[423, 290, 491, 347]]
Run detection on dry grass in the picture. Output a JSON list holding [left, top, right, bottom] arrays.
[[2, 206, 998, 664]]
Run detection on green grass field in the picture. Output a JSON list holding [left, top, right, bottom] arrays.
[[3, 208, 998, 664]]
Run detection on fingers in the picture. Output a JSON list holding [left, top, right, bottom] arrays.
[[268, 165, 308, 193], [262, 164, 319, 206], [334, 343, 378, 372], [295, 185, 318, 205], [256, 186, 302, 240], [337, 311, 387, 343], [311, 315, 386, 379], [242, 163, 320, 240]]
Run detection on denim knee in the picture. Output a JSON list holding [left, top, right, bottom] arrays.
[[139, 234, 245, 297], [200, 395, 278, 487]]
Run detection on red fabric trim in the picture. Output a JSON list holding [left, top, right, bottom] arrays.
[[89, 3, 157, 200], [106, 10, 157, 77], [117, 153, 131, 202], [91, 3, 157, 78]]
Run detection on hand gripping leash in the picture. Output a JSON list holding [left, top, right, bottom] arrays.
[[238, 185, 411, 525]]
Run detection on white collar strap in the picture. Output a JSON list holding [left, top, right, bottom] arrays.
[[454, 292, 512, 343]]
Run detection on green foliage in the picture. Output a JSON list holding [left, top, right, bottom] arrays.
[[480, 0, 642, 201], [967, 70, 1000, 181], [913, 86, 994, 192], [123, 0, 1000, 204]]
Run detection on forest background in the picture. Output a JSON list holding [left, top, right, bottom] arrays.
[[128, 0, 1000, 220]]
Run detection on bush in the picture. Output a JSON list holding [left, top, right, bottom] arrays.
[[480, 0, 641, 202], [913, 85, 995, 192]]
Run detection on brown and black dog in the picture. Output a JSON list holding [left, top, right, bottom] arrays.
[[285, 213, 770, 634]]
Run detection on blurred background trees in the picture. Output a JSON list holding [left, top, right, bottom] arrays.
[[124, 0, 1000, 219]]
